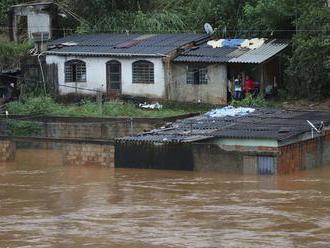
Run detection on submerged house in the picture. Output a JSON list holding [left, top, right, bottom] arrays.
[[116, 108, 330, 174], [44, 34, 289, 104]]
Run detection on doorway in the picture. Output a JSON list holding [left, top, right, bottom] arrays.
[[106, 60, 121, 97]]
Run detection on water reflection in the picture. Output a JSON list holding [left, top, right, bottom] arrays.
[[1, 149, 330, 247]]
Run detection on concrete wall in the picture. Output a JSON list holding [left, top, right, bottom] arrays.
[[46, 56, 166, 98], [168, 63, 227, 104], [192, 143, 278, 174], [0, 140, 16, 162], [42, 121, 156, 140], [192, 144, 243, 173], [12, 6, 51, 40], [62, 143, 114, 167]]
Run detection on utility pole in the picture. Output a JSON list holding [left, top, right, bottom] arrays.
[[295, 0, 298, 35]]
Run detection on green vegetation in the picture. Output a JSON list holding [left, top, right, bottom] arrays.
[[285, 6, 330, 99], [7, 120, 42, 136], [230, 94, 270, 108], [0, 41, 32, 70], [6, 97, 199, 118], [1, 0, 329, 100]]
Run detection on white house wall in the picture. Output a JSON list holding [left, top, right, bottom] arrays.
[[169, 63, 228, 104], [45, 56, 166, 98]]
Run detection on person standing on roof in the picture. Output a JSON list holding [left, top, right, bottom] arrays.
[[244, 75, 255, 96]]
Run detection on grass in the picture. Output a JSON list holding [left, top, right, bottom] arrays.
[[6, 97, 204, 118]]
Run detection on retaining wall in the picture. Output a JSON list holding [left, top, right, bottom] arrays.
[[0, 140, 16, 162], [62, 143, 115, 167]]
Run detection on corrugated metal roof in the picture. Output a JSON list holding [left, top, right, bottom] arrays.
[[229, 40, 289, 64], [117, 108, 330, 144], [174, 39, 289, 64], [174, 45, 240, 63], [47, 33, 209, 57]]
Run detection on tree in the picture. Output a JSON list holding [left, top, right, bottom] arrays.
[[239, 0, 326, 38], [285, 6, 330, 99]]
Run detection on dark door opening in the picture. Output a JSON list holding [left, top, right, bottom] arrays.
[[106, 60, 121, 97]]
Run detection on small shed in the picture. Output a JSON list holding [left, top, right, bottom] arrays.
[[8, 1, 59, 42], [171, 39, 289, 104]]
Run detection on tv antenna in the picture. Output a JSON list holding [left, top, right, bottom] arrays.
[[307, 120, 324, 138], [204, 23, 215, 35]]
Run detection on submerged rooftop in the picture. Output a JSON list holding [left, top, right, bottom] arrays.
[[117, 108, 330, 145]]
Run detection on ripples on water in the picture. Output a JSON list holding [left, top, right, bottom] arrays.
[[1, 149, 330, 248]]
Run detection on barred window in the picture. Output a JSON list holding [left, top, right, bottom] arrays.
[[132, 60, 154, 84], [187, 65, 208, 85], [65, 60, 86, 82]]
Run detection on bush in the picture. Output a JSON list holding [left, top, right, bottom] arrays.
[[0, 41, 32, 70], [6, 97, 59, 115], [7, 120, 42, 136], [230, 94, 269, 108]]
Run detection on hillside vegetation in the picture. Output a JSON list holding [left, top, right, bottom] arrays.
[[0, 0, 329, 99]]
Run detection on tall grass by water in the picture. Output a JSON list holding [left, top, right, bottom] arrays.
[[6, 97, 196, 118]]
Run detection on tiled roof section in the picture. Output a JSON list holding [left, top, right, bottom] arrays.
[[174, 39, 289, 64], [117, 108, 330, 144], [47, 33, 209, 57]]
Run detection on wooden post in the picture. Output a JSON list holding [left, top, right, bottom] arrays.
[[260, 63, 265, 96]]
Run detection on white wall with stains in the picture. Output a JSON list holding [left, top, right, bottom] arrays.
[[46, 55, 166, 98]]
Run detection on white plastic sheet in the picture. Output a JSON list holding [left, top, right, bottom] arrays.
[[205, 106, 255, 118]]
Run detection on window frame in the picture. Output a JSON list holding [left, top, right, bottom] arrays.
[[132, 60, 154, 84], [186, 65, 208, 85], [64, 59, 86, 83]]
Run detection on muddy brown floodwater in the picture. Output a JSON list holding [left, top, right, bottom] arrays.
[[1, 149, 330, 248]]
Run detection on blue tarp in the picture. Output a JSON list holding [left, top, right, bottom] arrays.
[[223, 39, 246, 48]]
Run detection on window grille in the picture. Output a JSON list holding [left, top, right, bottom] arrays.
[[65, 60, 86, 82], [106, 60, 121, 90], [187, 65, 208, 85], [132, 60, 154, 84]]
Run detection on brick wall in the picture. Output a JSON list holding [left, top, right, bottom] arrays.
[[0, 140, 16, 162], [62, 143, 115, 167]]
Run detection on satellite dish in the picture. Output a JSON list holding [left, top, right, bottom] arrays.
[[204, 23, 214, 35]]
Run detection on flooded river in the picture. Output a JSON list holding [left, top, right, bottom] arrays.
[[1, 149, 330, 248]]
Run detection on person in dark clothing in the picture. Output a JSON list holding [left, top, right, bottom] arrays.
[[233, 76, 243, 100]]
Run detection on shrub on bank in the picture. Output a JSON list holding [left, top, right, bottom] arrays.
[[7, 120, 42, 136], [7, 97, 59, 115], [6, 97, 190, 118], [230, 94, 270, 108]]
